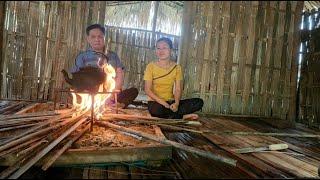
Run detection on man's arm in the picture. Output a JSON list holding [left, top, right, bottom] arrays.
[[70, 52, 85, 73]]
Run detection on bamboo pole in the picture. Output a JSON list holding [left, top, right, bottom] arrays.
[[8, 117, 88, 179], [0, 1, 5, 96], [96, 121, 237, 167], [150, 123, 320, 139], [16, 139, 48, 157], [203, 131, 320, 139], [41, 123, 90, 170], [0, 109, 84, 151], [103, 113, 201, 122], [0, 137, 43, 157], [0, 109, 73, 146], [0, 111, 58, 120], [0, 123, 38, 132]]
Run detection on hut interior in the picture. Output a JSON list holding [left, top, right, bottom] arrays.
[[0, 1, 319, 179]]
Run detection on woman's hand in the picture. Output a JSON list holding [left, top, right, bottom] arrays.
[[159, 100, 170, 109], [169, 102, 179, 112]]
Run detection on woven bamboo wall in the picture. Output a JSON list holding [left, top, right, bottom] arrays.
[[179, 1, 304, 120], [298, 9, 320, 128]]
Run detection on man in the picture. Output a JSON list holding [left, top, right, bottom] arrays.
[[70, 24, 138, 108]]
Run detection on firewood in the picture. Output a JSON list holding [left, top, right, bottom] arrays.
[[0, 111, 58, 121], [8, 117, 89, 179], [0, 110, 87, 152], [41, 123, 90, 171]]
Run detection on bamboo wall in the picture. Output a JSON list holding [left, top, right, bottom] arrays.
[[179, 1, 304, 120], [298, 9, 320, 128]]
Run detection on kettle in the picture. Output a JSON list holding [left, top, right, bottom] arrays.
[[61, 66, 106, 93]]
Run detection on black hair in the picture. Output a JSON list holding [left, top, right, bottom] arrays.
[[156, 37, 173, 49], [86, 24, 105, 36]]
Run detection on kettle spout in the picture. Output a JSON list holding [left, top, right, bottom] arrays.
[[61, 69, 73, 86]]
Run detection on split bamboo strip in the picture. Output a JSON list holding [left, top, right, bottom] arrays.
[[16, 139, 48, 157], [0, 136, 43, 157], [0, 123, 38, 132], [0, 111, 58, 121], [41, 123, 90, 170], [0, 109, 76, 149], [96, 121, 237, 167], [102, 113, 201, 125], [8, 117, 89, 179]]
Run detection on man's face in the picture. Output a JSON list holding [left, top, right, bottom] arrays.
[[87, 28, 105, 51]]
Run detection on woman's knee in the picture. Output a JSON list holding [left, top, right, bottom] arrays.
[[148, 102, 166, 117], [195, 98, 204, 109]]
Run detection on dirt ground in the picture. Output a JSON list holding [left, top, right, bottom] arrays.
[[73, 122, 161, 149]]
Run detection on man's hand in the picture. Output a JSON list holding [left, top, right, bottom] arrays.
[[169, 102, 179, 112]]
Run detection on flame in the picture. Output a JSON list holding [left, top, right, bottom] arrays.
[[71, 63, 116, 117]]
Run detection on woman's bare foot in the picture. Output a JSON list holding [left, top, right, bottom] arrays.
[[183, 113, 199, 120]]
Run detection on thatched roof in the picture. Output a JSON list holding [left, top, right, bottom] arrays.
[[304, 1, 320, 11], [104, 1, 183, 36]]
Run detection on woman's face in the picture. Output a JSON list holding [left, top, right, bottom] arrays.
[[156, 41, 171, 60]]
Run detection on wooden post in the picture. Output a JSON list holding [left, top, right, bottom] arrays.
[[177, 1, 193, 75], [288, 1, 304, 124], [98, 1, 106, 25], [151, 1, 159, 47], [0, 1, 5, 98]]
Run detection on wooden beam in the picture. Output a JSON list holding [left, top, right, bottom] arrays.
[[151, 1, 159, 46]]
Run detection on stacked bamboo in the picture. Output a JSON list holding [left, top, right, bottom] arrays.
[[0, 108, 90, 179]]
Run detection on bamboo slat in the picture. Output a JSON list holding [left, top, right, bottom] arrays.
[[215, 2, 231, 114]]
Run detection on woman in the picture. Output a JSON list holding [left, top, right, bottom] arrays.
[[144, 37, 203, 120]]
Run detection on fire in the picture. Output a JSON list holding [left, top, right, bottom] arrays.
[[71, 63, 116, 117]]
